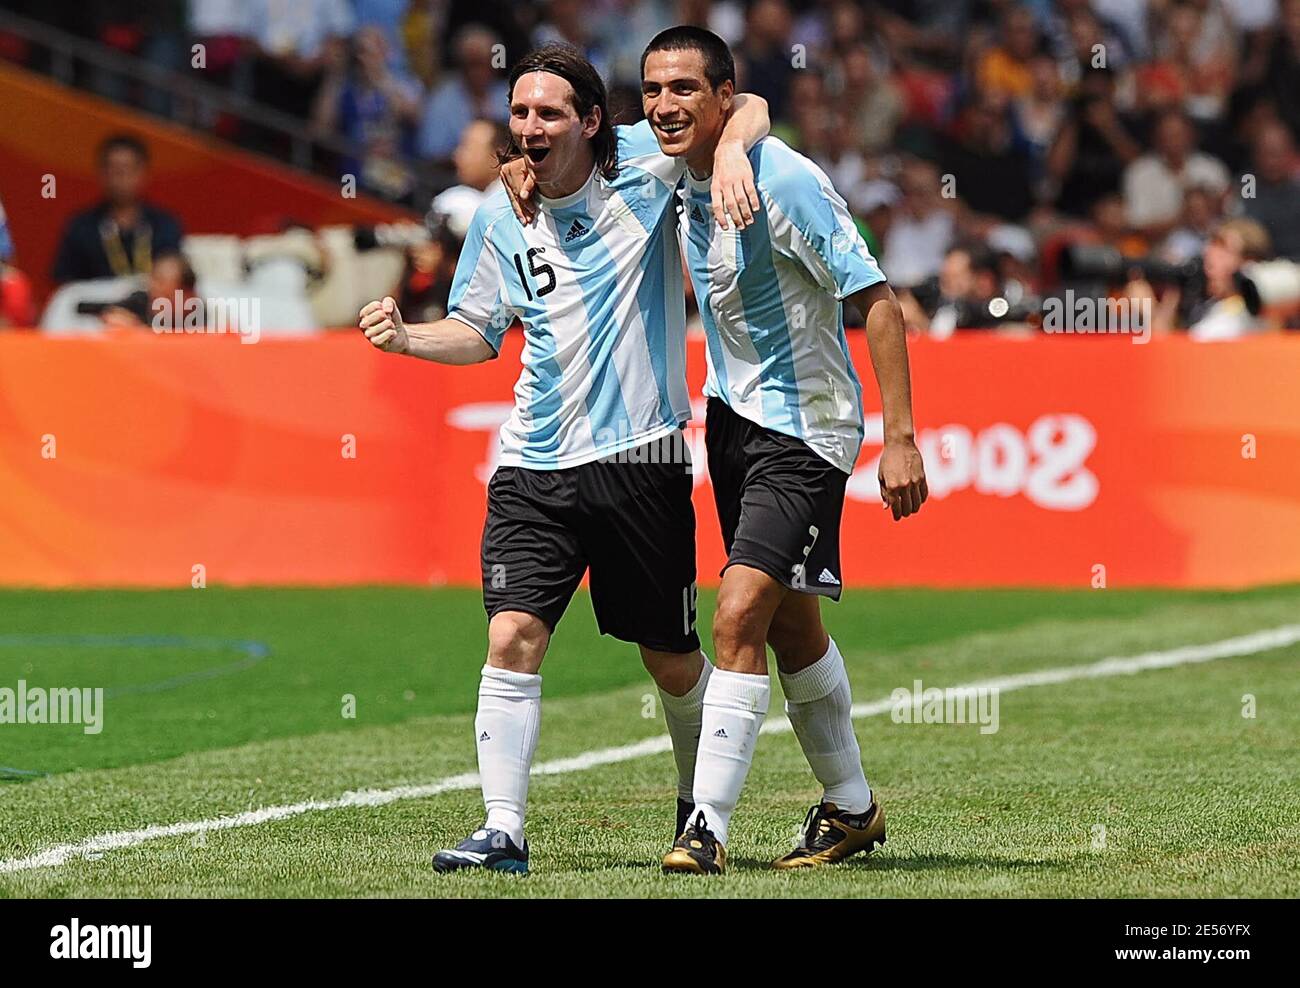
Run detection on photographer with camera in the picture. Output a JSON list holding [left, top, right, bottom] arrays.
[[1188, 218, 1274, 339]]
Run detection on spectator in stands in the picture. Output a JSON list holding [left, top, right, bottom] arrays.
[[0, 196, 37, 329], [417, 25, 509, 162], [1260, 0, 1300, 137], [1187, 217, 1273, 339], [533, 0, 613, 81], [1090, 192, 1150, 258], [400, 0, 446, 91], [1160, 185, 1223, 264], [312, 26, 423, 201], [1014, 54, 1066, 184], [837, 46, 904, 157], [976, 5, 1042, 100], [771, 69, 826, 150], [1123, 110, 1231, 238], [1141, 0, 1237, 122], [1241, 120, 1300, 260], [881, 158, 956, 290], [1045, 0, 1134, 85], [737, 0, 795, 121], [806, 105, 869, 201], [52, 135, 183, 285], [1048, 67, 1142, 219], [189, 0, 255, 92], [353, 0, 418, 74], [431, 119, 509, 241], [940, 90, 1035, 222], [246, 0, 355, 118]]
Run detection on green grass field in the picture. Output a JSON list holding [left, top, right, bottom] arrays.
[[1, 585, 1298, 898]]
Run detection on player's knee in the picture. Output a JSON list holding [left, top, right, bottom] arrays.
[[712, 589, 770, 667], [486, 611, 549, 672], [641, 647, 702, 696]]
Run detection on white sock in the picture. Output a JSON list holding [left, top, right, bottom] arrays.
[[658, 655, 714, 802], [692, 668, 770, 845], [475, 665, 542, 847], [779, 638, 871, 814]]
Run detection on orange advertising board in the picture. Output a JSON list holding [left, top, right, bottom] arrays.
[[0, 333, 1297, 589]]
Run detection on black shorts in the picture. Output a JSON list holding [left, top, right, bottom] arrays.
[[705, 397, 848, 600], [481, 432, 700, 653]]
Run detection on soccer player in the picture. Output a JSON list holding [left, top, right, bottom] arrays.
[[357, 44, 770, 874], [637, 27, 929, 874]]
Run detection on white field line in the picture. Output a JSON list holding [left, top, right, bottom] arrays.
[[3, 624, 1298, 874]]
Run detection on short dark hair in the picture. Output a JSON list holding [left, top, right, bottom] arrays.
[[505, 44, 617, 181], [98, 133, 149, 166], [640, 25, 736, 91]]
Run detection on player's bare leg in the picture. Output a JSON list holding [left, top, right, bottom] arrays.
[[766, 594, 885, 869], [433, 610, 548, 875], [641, 646, 712, 839]]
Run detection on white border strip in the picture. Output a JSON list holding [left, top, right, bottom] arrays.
[[3, 624, 1297, 874]]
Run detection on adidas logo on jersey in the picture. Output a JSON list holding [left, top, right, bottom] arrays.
[[565, 218, 589, 242], [690, 204, 707, 223], [713, 727, 728, 738], [818, 568, 841, 585]]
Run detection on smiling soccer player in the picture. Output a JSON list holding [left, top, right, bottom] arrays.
[[635, 26, 929, 875]]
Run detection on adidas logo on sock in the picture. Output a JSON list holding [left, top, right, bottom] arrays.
[[565, 218, 589, 242], [818, 568, 841, 585], [478, 731, 491, 742], [713, 727, 728, 738]]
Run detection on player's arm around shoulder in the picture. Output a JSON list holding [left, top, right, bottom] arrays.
[[357, 296, 495, 365], [710, 93, 769, 230]]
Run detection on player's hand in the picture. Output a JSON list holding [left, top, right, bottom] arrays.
[[500, 156, 537, 225], [711, 139, 761, 231], [358, 296, 409, 354], [878, 437, 928, 521]]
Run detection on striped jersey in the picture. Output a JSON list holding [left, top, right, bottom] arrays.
[[446, 121, 689, 470], [679, 137, 886, 474]]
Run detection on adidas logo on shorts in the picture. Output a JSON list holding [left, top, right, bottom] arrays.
[[713, 727, 728, 738], [818, 568, 841, 585], [478, 731, 491, 742]]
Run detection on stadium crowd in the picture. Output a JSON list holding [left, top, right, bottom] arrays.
[[1, 0, 1298, 336]]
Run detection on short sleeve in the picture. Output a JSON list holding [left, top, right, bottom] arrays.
[[616, 121, 685, 185], [762, 158, 885, 300], [446, 209, 515, 354]]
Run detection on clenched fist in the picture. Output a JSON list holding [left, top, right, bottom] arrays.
[[358, 296, 410, 354]]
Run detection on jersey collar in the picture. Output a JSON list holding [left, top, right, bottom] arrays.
[[537, 165, 596, 211]]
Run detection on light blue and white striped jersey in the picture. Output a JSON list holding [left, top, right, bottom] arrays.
[[446, 121, 689, 470], [679, 137, 886, 474]]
